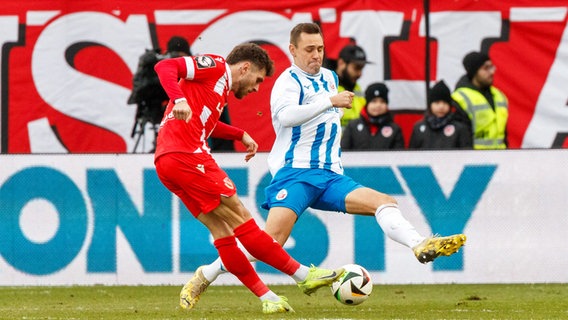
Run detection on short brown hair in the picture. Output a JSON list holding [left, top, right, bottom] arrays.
[[290, 23, 322, 46], [226, 43, 274, 76]]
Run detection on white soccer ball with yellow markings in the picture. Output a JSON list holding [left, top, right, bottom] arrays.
[[331, 264, 373, 305]]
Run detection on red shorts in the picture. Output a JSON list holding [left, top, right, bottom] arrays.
[[155, 152, 237, 217]]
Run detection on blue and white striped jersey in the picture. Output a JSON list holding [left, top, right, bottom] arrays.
[[267, 64, 344, 176]]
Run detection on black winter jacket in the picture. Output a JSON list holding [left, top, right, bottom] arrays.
[[341, 113, 405, 150], [409, 113, 472, 149]]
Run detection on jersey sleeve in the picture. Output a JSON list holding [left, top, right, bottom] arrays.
[[155, 55, 226, 103], [189, 55, 226, 82], [154, 57, 189, 101], [271, 73, 333, 127], [210, 121, 245, 141]]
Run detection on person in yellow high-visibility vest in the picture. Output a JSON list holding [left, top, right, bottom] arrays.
[[336, 45, 372, 128], [452, 51, 508, 149]]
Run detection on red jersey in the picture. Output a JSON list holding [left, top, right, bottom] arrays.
[[153, 55, 244, 160]]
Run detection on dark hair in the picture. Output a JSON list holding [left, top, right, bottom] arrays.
[[462, 51, 490, 80], [167, 36, 191, 56], [290, 23, 322, 46], [226, 43, 274, 76]]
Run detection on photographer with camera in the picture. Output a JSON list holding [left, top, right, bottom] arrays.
[[128, 36, 191, 153]]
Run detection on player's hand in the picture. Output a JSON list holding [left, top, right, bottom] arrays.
[[241, 132, 258, 162], [172, 100, 192, 122], [330, 91, 355, 109]]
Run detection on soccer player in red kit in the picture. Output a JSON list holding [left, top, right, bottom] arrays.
[[153, 43, 343, 314]]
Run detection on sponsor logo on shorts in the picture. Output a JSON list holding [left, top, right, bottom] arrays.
[[276, 189, 288, 201], [195, 55, 216, 69], [224, 177, 234, 189]]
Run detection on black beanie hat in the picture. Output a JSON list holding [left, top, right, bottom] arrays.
[[463, 51, 490, 80], [365, 82, 389, 103], [339, 45, 371, 64], [428, 80, 452, 106], [167, 36, 191, 55]]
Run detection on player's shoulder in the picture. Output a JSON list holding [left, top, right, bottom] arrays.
[[320, 66, 335, 76], [279, 65, 335, 80], [279, 65, 298, 78], [320, 67, 338, 85], [274, 66, 299, 85], [191, 54, 226, 70]]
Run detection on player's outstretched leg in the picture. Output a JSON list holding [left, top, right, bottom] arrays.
[[180, 258, 227, 309], [413, 234, 467, 264], [297, 264, 345, 296], [234, 219, 344, 296], [192, 235, 296, 313], [179, 266, 210, 309], [262, 295, 295, 314]]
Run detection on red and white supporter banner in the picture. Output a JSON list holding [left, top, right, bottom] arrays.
[[1, 0, 567, 153]]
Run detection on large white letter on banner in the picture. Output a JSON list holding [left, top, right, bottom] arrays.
[[0, 16, 19, 150], [339, 10, 404, 92], [31, 12, 150, 152], [521, 9, 568, 148], [427, 12, 501, 88], [190, 11, 310, 58]]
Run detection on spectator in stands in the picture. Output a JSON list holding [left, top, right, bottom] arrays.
[[409, 80, 472, 149], [452, 51, 508, 149], [335, 45, 371, 128], [341, 82, 405, 150]]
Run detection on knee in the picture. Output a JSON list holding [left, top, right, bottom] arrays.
[[267, 230, 288, 246], [209, 227, 234, 240], [221, 198, 252, 226], [234, 205, 252, 222], [379, 193, 397, 206], [346, 188, 398, 214], [368, 193, 397, 214]]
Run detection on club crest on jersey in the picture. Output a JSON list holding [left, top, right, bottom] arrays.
[[196, 55, 216, 69], [276, 189, 288, 201], [223, 177, 235, 190]]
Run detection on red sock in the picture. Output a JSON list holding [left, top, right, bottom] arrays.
[[214, 236, 269, 297], [233, 219, 300, 275]]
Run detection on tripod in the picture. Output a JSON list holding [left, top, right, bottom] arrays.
[[131, 102, 162, 153]]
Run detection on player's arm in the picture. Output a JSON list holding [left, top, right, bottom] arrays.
[[272, 77, 354, 127], [154, 57, 192, 122], [211, 122, 258, 161], [210, 121, 245, 140], [154, 57, 189, 101]]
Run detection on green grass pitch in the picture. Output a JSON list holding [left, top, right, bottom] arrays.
[[0, 283, 566, 319]]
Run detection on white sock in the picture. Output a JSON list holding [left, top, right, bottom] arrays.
[[200, 257, 226, 282], [260, 290, 281, 302], [291, 264, 310, 282], [375, 204, 425, 248]]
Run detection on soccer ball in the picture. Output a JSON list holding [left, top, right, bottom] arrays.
[[331, 264, 373, 305]]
